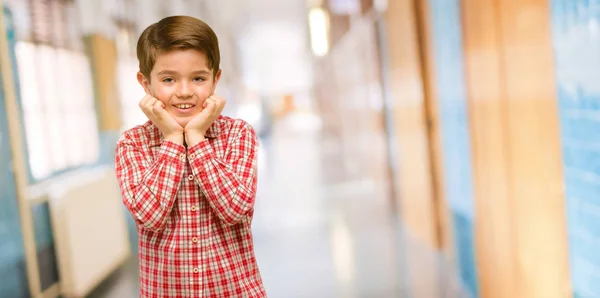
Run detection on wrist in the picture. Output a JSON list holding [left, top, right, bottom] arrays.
[[185, 130, 206, 146], [164, 133, 184, 145]]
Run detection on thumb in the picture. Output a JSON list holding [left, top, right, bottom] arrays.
[[152, 102, 169, 118]]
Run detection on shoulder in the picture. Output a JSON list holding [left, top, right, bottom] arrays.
[[218, 115, 257, 138]]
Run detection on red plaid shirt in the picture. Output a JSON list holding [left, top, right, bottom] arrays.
[[115, 115, 266, 297]]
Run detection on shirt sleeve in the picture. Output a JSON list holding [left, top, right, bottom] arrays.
[[114, 133, 186, 232], [187, 124, 259, 226]]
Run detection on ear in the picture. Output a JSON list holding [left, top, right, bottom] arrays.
[[137, 72, 151, 94], [211, 69, 222, 94]]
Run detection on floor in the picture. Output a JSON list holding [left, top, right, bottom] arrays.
[[88, 118, 468, 298]]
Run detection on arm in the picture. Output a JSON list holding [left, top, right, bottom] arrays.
[[187, 124, 259, 226], [114, 133, 186, 232]]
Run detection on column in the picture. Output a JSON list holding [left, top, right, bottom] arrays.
[[461, 0, 571, 297]]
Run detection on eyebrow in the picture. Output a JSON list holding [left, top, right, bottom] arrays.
[[157, 70, 211, 76]]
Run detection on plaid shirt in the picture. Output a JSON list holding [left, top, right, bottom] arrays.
[[115, 115, 266, 298]]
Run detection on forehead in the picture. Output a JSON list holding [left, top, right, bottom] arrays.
[[152, 49, 211, 73]]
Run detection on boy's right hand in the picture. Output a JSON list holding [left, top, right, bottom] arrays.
[[139, 95, 184, 144]]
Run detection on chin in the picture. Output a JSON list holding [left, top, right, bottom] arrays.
[[176, 117, 191, 128]]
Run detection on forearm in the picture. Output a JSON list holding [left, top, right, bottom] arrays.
[[165, 133, 185, 145], [187, 140, 257, 226], [117, 139, 186, 231], [185, 131, 205, 147]]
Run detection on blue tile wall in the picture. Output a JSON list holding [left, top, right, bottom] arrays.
[[428, 0, 478, 297], [0, 7, 29, 298], [551, 1, 600, 297]]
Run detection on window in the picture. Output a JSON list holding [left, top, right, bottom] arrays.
[[14, 42, 99, 180], [9, 0, 100, 181], [116, 24, 147, 130]]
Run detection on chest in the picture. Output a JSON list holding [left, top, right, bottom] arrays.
[[150, 137, 229, 206]]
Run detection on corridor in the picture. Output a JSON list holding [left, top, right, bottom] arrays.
[[3, 0, 593, 297], [87, 120, 467, 298]]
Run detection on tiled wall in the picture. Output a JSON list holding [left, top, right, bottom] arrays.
[[551, 1, 600, 297], [0, 7, 29, 298], [428, 0, 478, 296]]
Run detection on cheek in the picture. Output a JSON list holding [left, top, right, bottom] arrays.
[[194, 86, 214, 99], [150, 86, 174, 102]]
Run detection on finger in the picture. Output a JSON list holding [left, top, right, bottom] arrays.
[[140, 97, 157, 113], [210, 96, 225, 114], [146, 97, 159, 109], [204, 100, 217, 114], [152, 100, 168, 118], [138, 94, 153, 109], [139, 96, 158, 120], [215, 96, 226, 109], [203, 97, 216, 108], [208, 95, 224, 105]]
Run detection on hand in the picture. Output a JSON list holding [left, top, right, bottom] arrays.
[[139, 94, 184, 144], [185, 95, 226, 145]]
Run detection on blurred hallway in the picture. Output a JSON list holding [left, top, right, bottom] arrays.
[[86, 118, 467, 298], [4, 0, 600, 298]]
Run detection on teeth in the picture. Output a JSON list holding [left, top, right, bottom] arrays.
[[175, 104, 193, 109]]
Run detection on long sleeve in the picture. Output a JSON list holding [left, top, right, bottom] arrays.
[[115, 133, 186, 232], [187, 124, 259, 226]]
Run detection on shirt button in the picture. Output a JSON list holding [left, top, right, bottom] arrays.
[[191, 206, 197, 212], [188, 175, 194, 181], [189, 153, 196, 159], [192, 237, 198, 243], [179, 153, 185, 159], [193, 268, 199, 273]]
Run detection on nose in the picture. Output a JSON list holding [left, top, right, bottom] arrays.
[[176, 81, 193, 98]]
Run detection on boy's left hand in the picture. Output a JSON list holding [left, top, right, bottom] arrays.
[[185, 95, 226, 141]]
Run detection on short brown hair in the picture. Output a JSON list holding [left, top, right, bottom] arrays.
[[136, 16, 220, 80]]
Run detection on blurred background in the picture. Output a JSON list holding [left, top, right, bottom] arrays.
[[0, 0, 596, 297]]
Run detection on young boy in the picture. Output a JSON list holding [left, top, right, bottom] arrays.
[[114, 16, 267, 298]]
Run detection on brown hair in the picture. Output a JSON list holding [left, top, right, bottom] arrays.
[[136, 16, 220, 80]]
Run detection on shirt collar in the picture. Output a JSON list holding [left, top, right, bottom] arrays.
[[146, 116, 223, 147]]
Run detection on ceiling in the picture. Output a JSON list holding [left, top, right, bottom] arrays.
[[204, 0, 316, 95]]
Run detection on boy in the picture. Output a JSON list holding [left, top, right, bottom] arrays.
[[114, 16, 267, 298]]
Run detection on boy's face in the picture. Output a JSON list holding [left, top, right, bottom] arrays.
[[137, 49, 222, 127]]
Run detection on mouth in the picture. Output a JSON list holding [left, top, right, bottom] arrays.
[[172, 104, 196, 114], [173, 104, 195, 109]]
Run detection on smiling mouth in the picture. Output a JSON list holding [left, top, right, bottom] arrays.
[[173, 104, 195, 110]]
